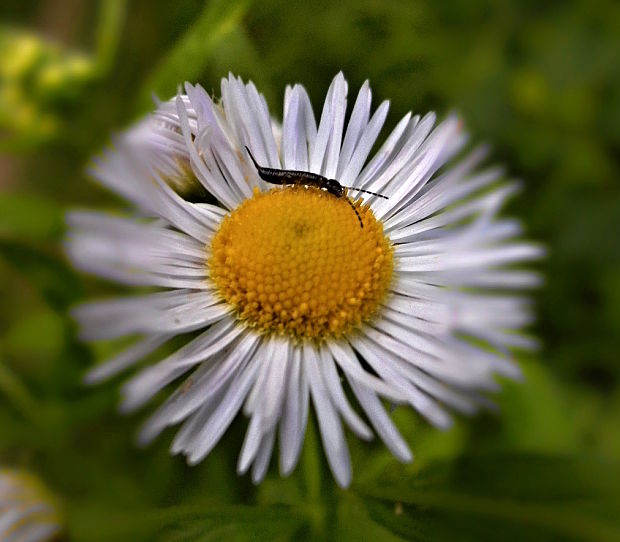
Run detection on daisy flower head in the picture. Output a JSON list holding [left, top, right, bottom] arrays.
[[66, 73, 543, 487], [0, 468, 63, 542]]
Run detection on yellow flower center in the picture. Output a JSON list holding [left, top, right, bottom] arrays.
[[210, 186, 393, 340]]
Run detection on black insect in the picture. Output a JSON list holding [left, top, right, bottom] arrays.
[[245, 146, 387, 228]]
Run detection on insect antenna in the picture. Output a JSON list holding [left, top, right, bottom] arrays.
[[342, 186, 389, 199], [245, 146, 260, 169]]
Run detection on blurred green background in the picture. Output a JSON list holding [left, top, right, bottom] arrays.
[[1, 0, 619, 540]]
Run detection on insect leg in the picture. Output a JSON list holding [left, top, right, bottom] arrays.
[[345, 197, 364, 228]]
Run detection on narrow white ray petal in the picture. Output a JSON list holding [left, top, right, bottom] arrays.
[[453, 270, 544, 289], [391, 219, 523, 258], [304, 343, 352, 488], [450, 293, 534, 330], [389, 275, 444, 299], [0, 508, 27, 535], [397, 243, 545, 273], [185, 355, 262, 464], [361, 322, 497, 390], [75, 292, 229, 341], [337, 80, 371, 178], [388, 183, 520, 240], [121, 319, 250, 412], [325, 340, 408, 402], [67, 210, 216, 250], [169, 383, 228, 455], [66, 211, 215, 283], [281, 85, 302, 168], [84, 334, 172, 385], [380, 304, 450, 336], [87, 147, 156, 213], [224, 75, 278, 168], [251, 429, 276, 484], [298, 86, 318, 167], [238, 338, 289, 473], [279, 347, 309, 476], [12, 523, 60, 542], [32, 523, 64, 542], [176, 96, 240, 209], [357, 111, 414, 187], [73, 290, 212, 327], [378, 348, 481, 414], [260, 338, 291, 429], [310, 72, 348, 178], [238, 413, 264, 475], [246, 80, 281, 166], [469, 328, 539, 350], [361, 112, 435, 197], [137, 334, 256, 445], [383, 293, 450, 327], [209, 143, 255, 202], [347, 377, 413, 463], [385, 157, 499, 230], [339, 100, 390, 187], [184, 83, 218, 131], [374, 116, 461, 220], [318, 347, 373, 440], [281, 86, 311, 170], [351, 336, 453, 429], [141, 166, 218, 243]]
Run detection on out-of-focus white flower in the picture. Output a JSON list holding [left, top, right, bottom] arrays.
[[66, 73, 543, 487], [0, 468, 63, 542]]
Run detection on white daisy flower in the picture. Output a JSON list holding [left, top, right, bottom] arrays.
[[0, 469, 63, 542], [66, 73, 543, 487]]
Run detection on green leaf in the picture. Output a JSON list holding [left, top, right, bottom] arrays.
[[70, 504, 302, 542], [336, 493, 407, 542], [490, 359, 578, 452], [355, 454, 620, 542], [93, 0, 127, 74], [0, 239, 82, 309], [0, 192, 62, 241], [138, 0, 251, 109]]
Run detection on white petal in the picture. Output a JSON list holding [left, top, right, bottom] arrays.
[[346, 377, 413, 463], [84, 334, 172, 384], [279, 347, 309, 476], [351, 336, 453, 429], [251, 429, 276, 484], [304, 343, 352, 488], [310, 72, 348, 178], [318, 346, 373, 440], [183, 353, 262, 464], [121, 319, 248, 412], [337, 80, 371, 178]]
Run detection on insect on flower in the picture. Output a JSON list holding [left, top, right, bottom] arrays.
[[67, 73, 544, 488], [245, 146, 387, 228]]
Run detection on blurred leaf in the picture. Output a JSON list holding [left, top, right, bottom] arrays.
[[0, 192, 62, 241], [94, 0, 127, 74], [69, 503, 301, 542], [2, 307, 64, 370], [138, 0, 251, 109], [0, 240, 81, 310], [336, 493, 407, 542], [474, 359, 579, 453], [355, 454, 620, 542], [0, 357, 41, 423]]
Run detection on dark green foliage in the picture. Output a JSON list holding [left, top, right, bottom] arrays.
[[0, 0, 619, 540]]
